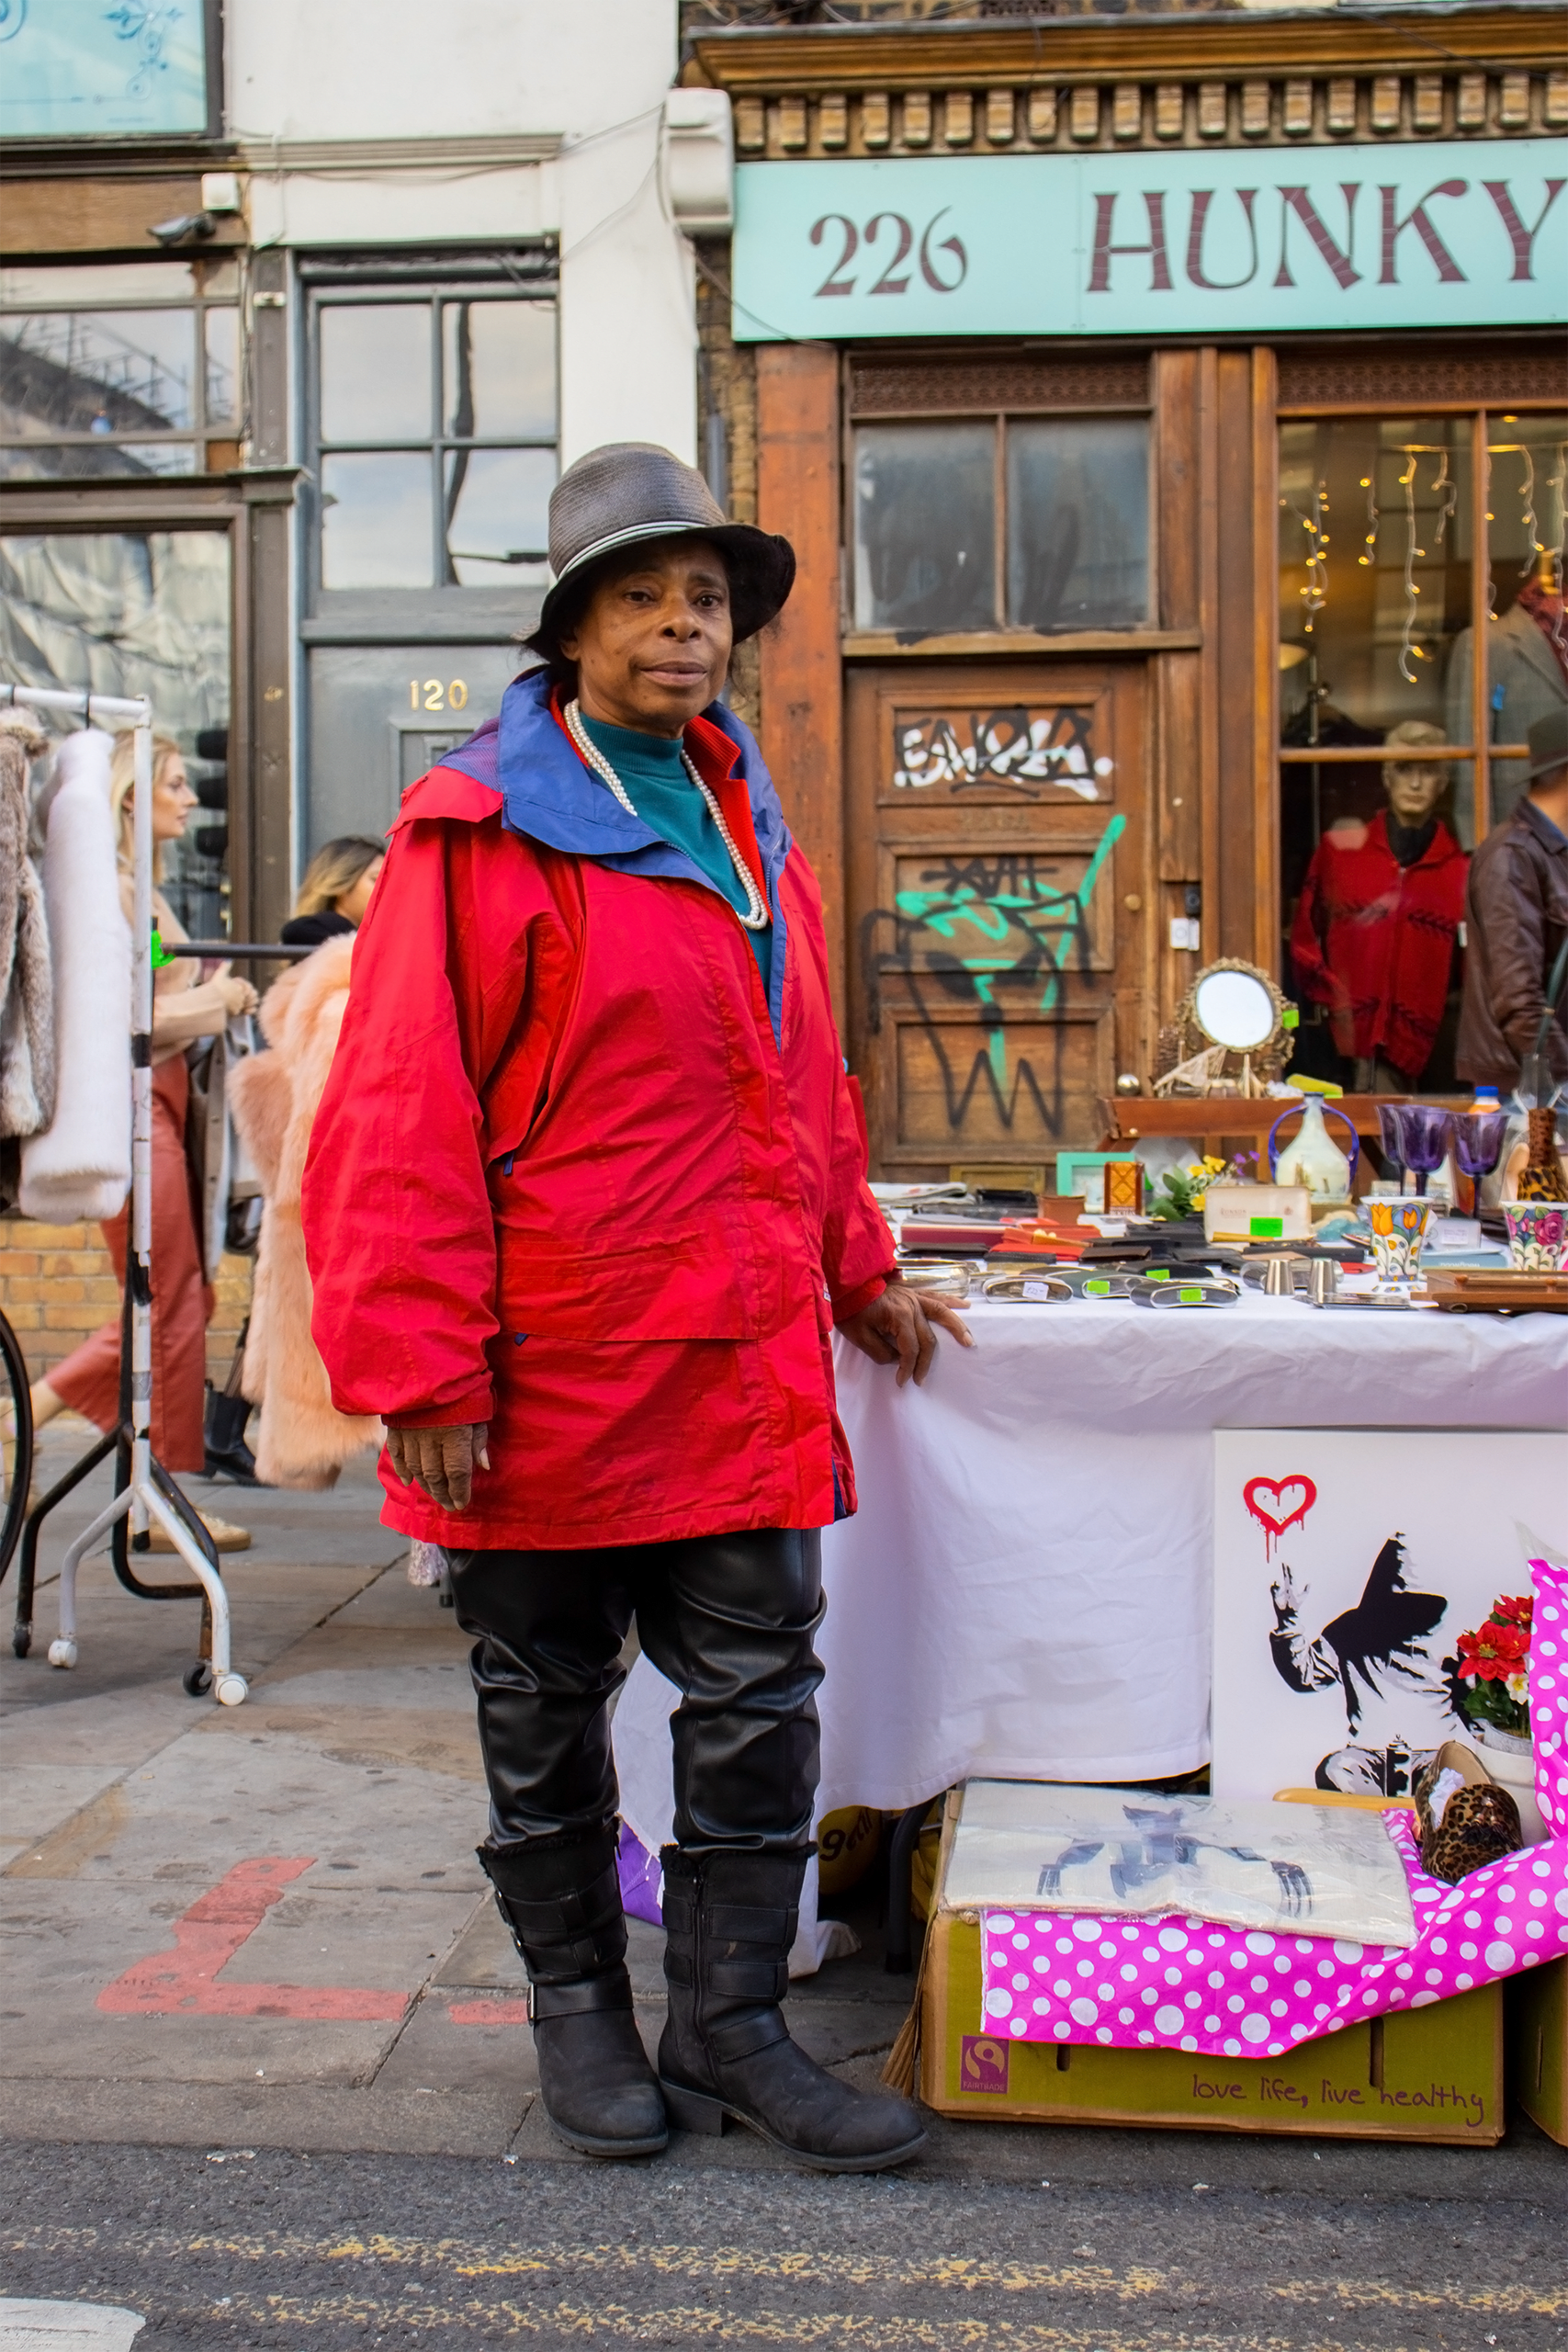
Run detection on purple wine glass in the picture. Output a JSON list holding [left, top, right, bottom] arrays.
[[1383, 1103, 1454, 1196], [1450, 1110, 1511, 1182]]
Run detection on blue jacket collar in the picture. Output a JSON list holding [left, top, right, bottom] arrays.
[[441, 667, 788, 879], [437, 669, 794, 1037]]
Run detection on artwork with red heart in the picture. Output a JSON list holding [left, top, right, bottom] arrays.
[[1243, 1475, 1317, 1546]]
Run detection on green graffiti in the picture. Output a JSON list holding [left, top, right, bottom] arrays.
[[879, 813, 1133, 1133], [893, 814, 1126, 1019]]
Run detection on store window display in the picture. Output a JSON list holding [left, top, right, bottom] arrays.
[[1289, 722, 1468, 1092], [1279, 410, 1566, 1087]]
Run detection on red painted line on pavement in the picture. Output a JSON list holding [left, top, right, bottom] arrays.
[[448, 1998, 532, 2026], [97, 1856, 407, 2021]]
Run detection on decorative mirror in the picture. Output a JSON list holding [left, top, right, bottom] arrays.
[[1193, 967, 1278, 1054], [1155, 959, 1295, 1097]]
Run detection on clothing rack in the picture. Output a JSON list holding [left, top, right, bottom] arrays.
[[0, 684, 247, 1705]]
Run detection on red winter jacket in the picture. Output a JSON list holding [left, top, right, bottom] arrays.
[[300, 671, 895, 1551], [1289, 810, 1467, 1080]]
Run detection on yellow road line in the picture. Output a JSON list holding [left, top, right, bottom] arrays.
[[142, 2289, 1398, 2347], [12, 2228, 1560, 2322]]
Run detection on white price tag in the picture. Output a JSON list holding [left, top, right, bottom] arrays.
[[1021, 1280, 1052, 1302]]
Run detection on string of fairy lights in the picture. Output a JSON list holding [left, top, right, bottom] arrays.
[[1282, 426, 1568, 687]]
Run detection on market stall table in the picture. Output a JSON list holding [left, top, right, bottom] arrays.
[[612, 1289, 1568, 1962]]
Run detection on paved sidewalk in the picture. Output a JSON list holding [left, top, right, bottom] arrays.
[[2, 1423, 1562, 2210]]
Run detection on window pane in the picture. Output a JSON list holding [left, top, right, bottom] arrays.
[[1278, 415, 1476, 833], [0, 309, 196, 435], [853, 423, 995, 633], [1, 262, 197, 305], [443, 300, 555, 439], [1484, 413, 1567, 825], [319, 303, 431, 443], [1277, 416, 1475, 1097], [0, 441, 197, 480], [321, 450, 433, 590], [1006, 418, 1149, 630], [0, 529, 231, 935], [443, 447, 555, 586], [204, 306, 239, 424]]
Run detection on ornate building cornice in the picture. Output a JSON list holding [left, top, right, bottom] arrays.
[[687, 7, 1567, 152]]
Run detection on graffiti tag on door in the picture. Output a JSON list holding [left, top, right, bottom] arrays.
[[892, 706, 1112, 799], [863, 815, 1127, 1139]]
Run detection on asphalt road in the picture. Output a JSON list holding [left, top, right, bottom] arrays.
[[3, 2132, 1564, 2351]]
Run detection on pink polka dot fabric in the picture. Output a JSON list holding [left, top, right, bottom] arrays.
[[978, 1557, 1568, 2060]]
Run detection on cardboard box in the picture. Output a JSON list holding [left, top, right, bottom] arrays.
[[1508, 1957, 1567, 2146], [921, 1912, 1502, 2143], [918, 1791, 1504, 2144]]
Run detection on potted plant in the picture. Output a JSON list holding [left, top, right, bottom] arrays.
[[1448, 1593, 1533, 1758]]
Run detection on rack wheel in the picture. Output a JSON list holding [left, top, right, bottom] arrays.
[[214, 1671, 248, 1707], [183, 1659, 212, 1698], [12, 1625, 30, 1657], [48, 1637, 78, 1669]]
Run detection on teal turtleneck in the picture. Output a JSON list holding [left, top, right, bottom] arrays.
[[578, 712, 773, 992]]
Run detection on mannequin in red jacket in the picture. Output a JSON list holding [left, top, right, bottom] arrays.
[[1289, 719, 1468, 1090]]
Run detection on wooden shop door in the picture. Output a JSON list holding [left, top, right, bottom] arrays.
[[845, 662, 1152, 1182]]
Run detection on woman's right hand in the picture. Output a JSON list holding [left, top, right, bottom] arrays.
[[216, 974, 259, 1018], [386, 1421, 491, 1510]]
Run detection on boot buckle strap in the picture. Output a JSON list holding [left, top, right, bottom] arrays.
[[705, 1903, 795, 1944], [530, 1973, 634, 2021], [496, 1867, 621, 1940], [705, 1957, 789, 2002], [706, 2007, 788, 2065]]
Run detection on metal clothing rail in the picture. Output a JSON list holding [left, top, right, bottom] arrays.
[[0, 684, 247, 1704]]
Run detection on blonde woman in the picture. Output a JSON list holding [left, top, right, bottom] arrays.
[[279, 835, 384, 949], [35, 733, 256, 1548]]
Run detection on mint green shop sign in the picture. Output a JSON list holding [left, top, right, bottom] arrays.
[[731, 144, 1566, 342]]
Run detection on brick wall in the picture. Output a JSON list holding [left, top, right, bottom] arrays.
[[0, 1218, 253, 1392]]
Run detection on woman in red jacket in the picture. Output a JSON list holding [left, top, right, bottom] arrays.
[[303, 444, 968, 2172]]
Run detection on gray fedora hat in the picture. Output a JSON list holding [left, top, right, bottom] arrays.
[[525, 441, 795, 655], [1527, 705, 1568, 783]]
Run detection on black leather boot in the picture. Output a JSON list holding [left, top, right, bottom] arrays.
[[203, 1384, 264, 1486], [658, 1847, 926, 2174], [481, 1828, 667, 2157]]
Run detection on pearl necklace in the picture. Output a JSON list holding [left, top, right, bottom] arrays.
[[562, 698, 771, 931]]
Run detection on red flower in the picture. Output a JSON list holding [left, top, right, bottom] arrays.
[[1492, 1594, 1534, 1629], [1456, 1623, 1528, 1682]]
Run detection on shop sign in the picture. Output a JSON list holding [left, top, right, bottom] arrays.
[[732, 142, 1566, 341], [0, 0, 209, 139]]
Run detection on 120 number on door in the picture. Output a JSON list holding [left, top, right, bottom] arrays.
[[410, 680, 469, 712]]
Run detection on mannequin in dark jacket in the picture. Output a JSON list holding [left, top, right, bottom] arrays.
[[1458, 708, 1568, 1091]]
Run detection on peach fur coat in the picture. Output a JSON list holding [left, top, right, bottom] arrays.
[[229, 937, 382, 1487]]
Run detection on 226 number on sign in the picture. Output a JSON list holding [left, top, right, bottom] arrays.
[[810, 209, 967, 299], [410, 679, 469, 712]]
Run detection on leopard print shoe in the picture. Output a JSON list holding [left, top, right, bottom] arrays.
[[1415, 1744, 1523, 1883]]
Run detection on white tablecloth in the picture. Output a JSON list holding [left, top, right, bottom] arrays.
[[613, 1291, 1568, 1959]]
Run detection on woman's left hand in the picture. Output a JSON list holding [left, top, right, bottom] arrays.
[[839, 1278, 974, 1387]]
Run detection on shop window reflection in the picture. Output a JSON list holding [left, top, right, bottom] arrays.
[[0, 530, 232, 936], [0, 260, 238, 479]]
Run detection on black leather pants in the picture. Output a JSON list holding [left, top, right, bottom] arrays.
[[446, 1528, 824, 1855]]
